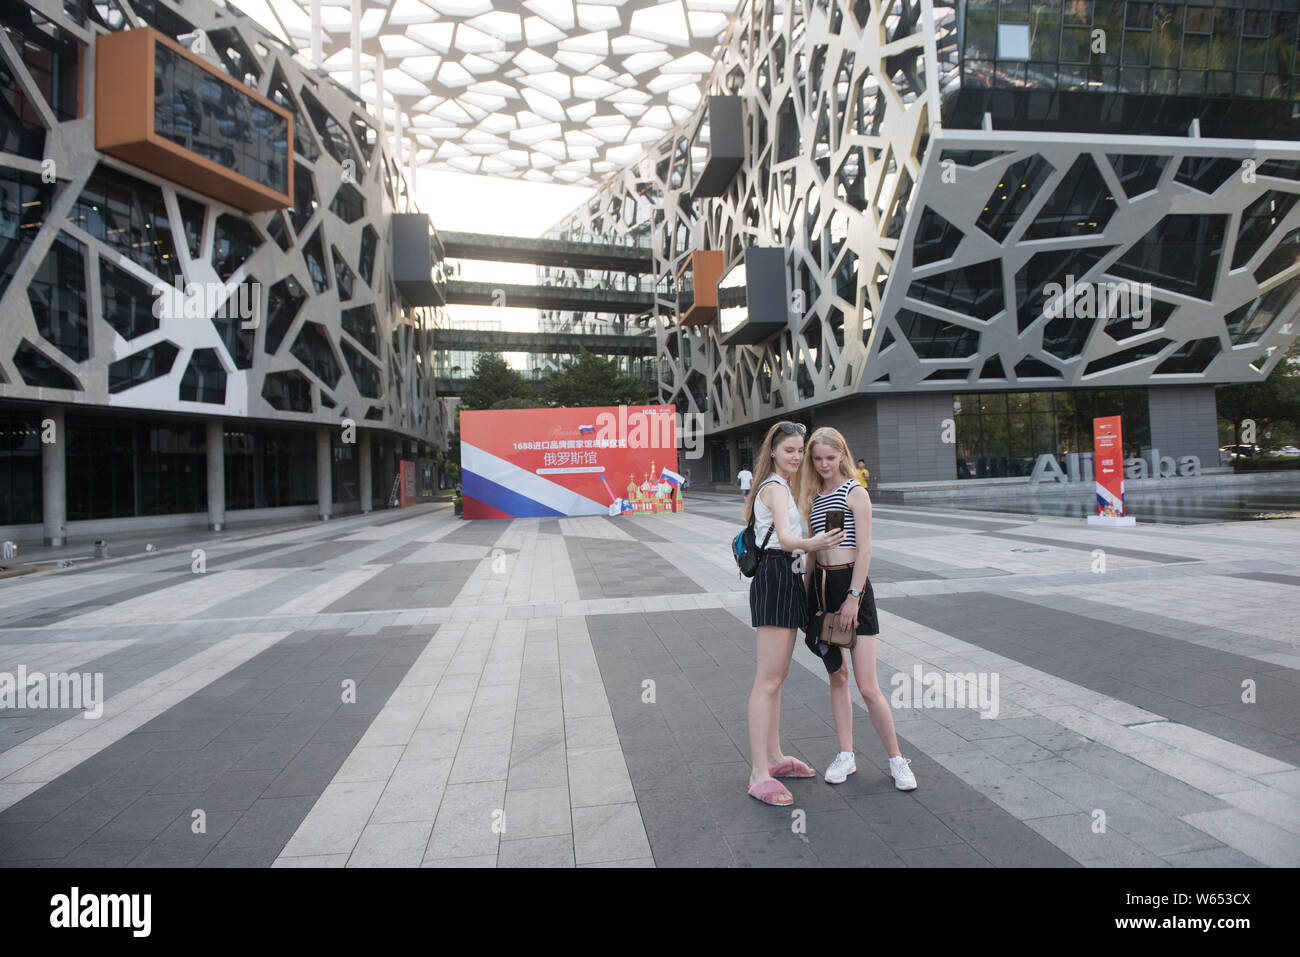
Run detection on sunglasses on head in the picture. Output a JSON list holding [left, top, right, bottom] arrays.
[[777, 422, 807, 436]]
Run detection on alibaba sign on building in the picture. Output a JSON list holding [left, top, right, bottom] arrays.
[[459, 406, 686, 520]]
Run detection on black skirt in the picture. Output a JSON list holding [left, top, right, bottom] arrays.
[[749, 549, 809, 629], [808, 564, 879, 636]]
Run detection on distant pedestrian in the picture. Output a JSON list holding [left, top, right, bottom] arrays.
[[737, 464, 753, 498], [855, 458, 870, 489]]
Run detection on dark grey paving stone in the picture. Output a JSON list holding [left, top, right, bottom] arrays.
[[897, 843, 994, 867], [880, 592, 1300, 762], [935, 808, 1079, 867], [980, 529, 1196, 563], [723, 829, 823, 867], [60, 841, 149, 867], [566, 538, 703, 599], [242, 541, 361, 569], [323, 561, 479, 611], [439, 519, 511, 545], [0, 625, 433, 866], [589, 608, 1065, 867]]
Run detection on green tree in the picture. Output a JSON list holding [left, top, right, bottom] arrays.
[[543, 349, 649, 407], [1216, 337, 1300, 449], [459, 351, 538, 411]]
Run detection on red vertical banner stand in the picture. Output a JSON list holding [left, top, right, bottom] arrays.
[[1088, 415, 1135, 526], [399, 460, 416, 508]]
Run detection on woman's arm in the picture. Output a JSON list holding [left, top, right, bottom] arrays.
[[835, 484, 873, 630], [760, 483, 841, 553]]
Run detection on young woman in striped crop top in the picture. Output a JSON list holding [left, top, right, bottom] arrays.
[[797, 426, 918, 792]]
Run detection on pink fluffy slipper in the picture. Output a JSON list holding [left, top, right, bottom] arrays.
[[747, 779, 794, 806], [769, 757, 816, 778]]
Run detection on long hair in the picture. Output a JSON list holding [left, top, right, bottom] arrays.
[[742, 421, 805, 525], [797, 426, 857, 520]]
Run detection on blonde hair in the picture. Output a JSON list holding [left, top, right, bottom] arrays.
[[797, 426, 857, 520], [742, 421, 806, 525]]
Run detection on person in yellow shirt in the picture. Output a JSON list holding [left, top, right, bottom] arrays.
[[855, 459, 870, 489]]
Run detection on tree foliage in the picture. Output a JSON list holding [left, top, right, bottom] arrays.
[[458, 351, 539, 411], [543, 349, 649, 408], [1217, 336, 1300, 447]]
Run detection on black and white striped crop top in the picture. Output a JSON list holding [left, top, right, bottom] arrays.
[[809, 479, 859, 548]]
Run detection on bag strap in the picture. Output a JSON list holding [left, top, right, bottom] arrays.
[[758, 524, 774, 550], [818, 566, 827, 611]]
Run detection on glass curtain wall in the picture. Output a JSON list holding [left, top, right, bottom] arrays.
[[953, 388, 1152, 478]]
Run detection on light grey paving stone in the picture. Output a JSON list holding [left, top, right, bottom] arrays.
[[507, 734, 568, 790], [333, 746, 405, 784], [1161, 846, 1265, 868], [502, 786, 572, 840], [1214, 787, 1300, 836], [448, 746, 511, 785], [421, 854, 497, 868], [1255, 769, 1300, 798], [974, 734, 1058, 766], [369, 758, 453, 825], [422, 780, 506, 862], [568, 746, 637, 808], [1023, 813, 1172, 867], [515, 706, 564, 736], [347, 820, 434, 867], [272, 854, 349, 867], [932, 751, 1080, 819], [564, 714, 621, 750], [404, 728, 463, 760], [497, 834, 575, 867], [577, 857, 656, 868], [572, 802, 652, 865], [1179, 808, 1300, 867]]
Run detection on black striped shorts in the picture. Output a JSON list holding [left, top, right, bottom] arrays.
[[749, 549, 809, 629]]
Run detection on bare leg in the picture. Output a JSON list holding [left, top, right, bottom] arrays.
[[850, 635, 901, 757], [828, 663, 854, 752], [748, 625, 795, 786]]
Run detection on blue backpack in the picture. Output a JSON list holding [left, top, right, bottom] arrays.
[[732, 522, 774, 577]]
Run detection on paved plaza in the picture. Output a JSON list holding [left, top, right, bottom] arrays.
[[0, 494, 1298, 867]]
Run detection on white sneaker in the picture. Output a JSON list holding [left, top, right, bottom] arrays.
[[824, 751, 856, 784], [889, 755, 917, 791]]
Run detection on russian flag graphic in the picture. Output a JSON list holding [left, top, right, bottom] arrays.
[[660, 468, 685, 488], [461, 441, 606, 519]]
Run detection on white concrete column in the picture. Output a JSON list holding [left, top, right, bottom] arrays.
[[40, 406, 66, 546], [396, 111, 403, 166], [351, 0, 361, 95], [359, 430, 373, 514], [375, 52, 386, 148], [317, 427, 333, 520], [310, 0, 322, 68], [206, 419, 225, 531]]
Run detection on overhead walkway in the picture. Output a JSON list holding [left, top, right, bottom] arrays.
[[440, 230, 654, 272], [432, 326, 657, 356], [444, 280, 655, 313]]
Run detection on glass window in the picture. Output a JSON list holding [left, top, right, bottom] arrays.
[[70, 164, 180, 285], [153, 45, 288, 195], [27, 232, 88, 362], [0, 411, 43, 525]]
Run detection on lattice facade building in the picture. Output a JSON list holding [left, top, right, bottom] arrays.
[[1, 0, 453, 540], [550, 0, 1300, 484]]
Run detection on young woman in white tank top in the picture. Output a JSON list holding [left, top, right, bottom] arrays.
[[798, 426, 918, 792], [741, 421, 845, 806]]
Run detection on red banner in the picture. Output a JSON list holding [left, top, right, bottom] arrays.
[[460, 405, 683, 519], [1093, 415, 1125, 517]]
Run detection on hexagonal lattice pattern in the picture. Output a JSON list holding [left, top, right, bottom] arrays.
[[243, 0, 738, 185]]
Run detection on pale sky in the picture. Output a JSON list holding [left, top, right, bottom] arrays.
[[412, 168, 595, 339]]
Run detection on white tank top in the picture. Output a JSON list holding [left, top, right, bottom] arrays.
[[753, 475, 806, 547]]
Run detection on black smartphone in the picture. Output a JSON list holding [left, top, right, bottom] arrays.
[[825, 508, 845, 531]]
